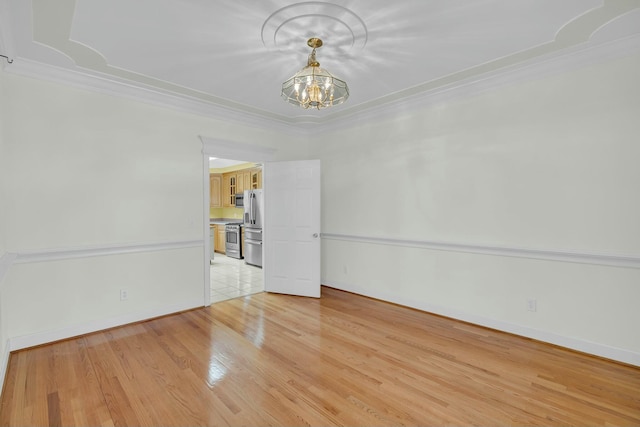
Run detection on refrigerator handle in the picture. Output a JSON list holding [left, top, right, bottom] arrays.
[[244, 191, 249, 224], [252, 193, 256, 224]]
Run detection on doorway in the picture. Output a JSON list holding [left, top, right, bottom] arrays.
[[201, 137, 321, 305], [208, 157, 263, 304], [200, 136, 277, 307]]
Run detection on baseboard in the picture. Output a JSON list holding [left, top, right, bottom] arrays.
[[322, 280, 640, 367], [0, 339, 11, 398], [8, 299, 203, 352], [0, 254, 18, 396]]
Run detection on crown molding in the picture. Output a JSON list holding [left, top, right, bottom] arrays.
[[311, 34, 640, 133], [3, 35, 639, 135], [3, 58, 307, 135]]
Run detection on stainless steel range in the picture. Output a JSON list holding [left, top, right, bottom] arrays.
[[225, 223, 242, 259]]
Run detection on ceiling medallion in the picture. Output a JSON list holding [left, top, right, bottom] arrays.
[[261, 2, 368, 51], [281, 37, 349, 110]]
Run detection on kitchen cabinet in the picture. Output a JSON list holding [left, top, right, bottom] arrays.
[[238, 170, 250, 195], [218, 167, 261, 208], [250, 168, 262, 189], [209, 174, 222, 208], [222, 174, 230, 207], [214, 224, 226, 254], [223, 173, 237, 207], [209, 224, 216, 263]]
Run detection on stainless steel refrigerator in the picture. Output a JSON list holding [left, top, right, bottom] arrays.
[[243, 189, 263, 268]]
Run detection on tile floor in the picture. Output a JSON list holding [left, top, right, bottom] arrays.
[[210, 253, 264, 304]]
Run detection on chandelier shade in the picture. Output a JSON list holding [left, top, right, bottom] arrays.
[[281, 38, 349, 110]]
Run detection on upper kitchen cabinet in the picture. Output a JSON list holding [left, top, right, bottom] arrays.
[[250, 168, 262, 189], [211, 165, 261, 209], [223, 173, 237, 207], [209, 174, 222, 208], [237, 170, 250, 195]]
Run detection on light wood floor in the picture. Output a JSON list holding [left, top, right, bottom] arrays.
[[1, 287, 639, 426]]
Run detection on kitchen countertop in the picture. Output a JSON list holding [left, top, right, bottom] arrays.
[[210, 218, 243, 225]]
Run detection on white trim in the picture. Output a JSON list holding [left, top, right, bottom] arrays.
[[321, 233, 640, 269], [202, 154, 211, 306], [200, 136, 277, 161], [3, 32, 637, 134], [322, 280, 640, 367], [312, 35, 640, 133], [13, 239, 203, 264], [7, 299, 203, 352], [0, 253, 15, 390], [4, 58, 303, 135], [0, 339, 10, 398]]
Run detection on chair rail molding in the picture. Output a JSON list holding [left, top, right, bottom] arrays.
[[12, 239, 203, 264], [0, 252, 17, 286], [321, 233, 640, 269]]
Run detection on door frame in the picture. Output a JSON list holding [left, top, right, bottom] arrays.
[[200, 136, 277, 306]]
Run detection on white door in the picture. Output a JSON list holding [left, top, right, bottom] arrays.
[[263, 160, 321, 298]]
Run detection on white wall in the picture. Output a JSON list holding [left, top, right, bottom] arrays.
[[0, 70, 305, 353], [314, 53, 640, 364], [0, 44, 638, 377]]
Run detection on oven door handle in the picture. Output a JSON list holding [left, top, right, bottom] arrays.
[[245, 239, 262, 245]]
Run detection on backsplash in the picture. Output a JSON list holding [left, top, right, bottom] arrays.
[[210, 207, 243, 219]]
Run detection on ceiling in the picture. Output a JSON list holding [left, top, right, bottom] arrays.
[[1, 1, 639, 129], [209, 158, 249, 169]]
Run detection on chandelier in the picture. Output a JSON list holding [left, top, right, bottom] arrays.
[[281, 38, 349, 110]]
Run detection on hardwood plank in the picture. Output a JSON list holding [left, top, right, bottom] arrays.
[[1, 286, 639, 426], [46, 391, 61, 427]]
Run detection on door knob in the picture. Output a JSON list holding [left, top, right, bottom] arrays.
[[313, 233, 319, 238]]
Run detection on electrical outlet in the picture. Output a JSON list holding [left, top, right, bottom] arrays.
[[120, 289, 128, 301], [527, 298, 537, 312]]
